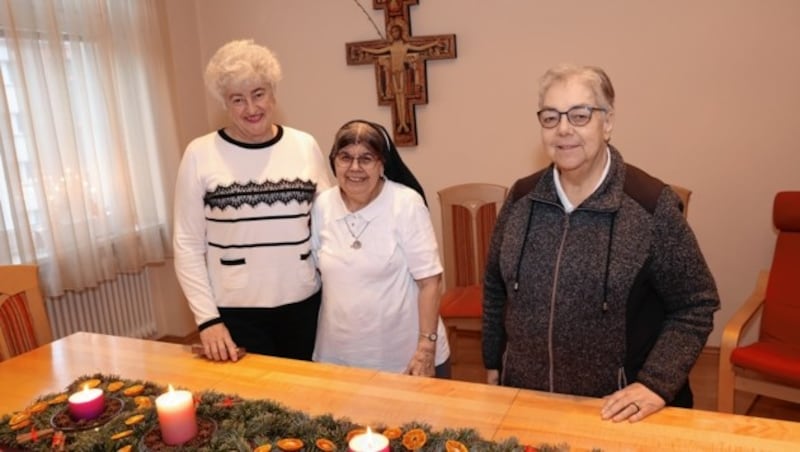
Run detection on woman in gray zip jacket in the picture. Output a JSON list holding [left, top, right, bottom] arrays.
[[482, 64, 720, 423]]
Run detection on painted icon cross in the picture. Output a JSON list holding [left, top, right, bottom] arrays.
[[346, 0, 457, 147]]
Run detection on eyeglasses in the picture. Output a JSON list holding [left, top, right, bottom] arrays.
[[334, 152, 379, 170], [536, 105, 607, 128]]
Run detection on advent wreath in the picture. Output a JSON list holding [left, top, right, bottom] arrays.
[[0, 373, 586, 452]]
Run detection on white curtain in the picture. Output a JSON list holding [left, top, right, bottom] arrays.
[[0, 0, 179, 296]]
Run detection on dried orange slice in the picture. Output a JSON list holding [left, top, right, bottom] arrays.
[[134, 396, 152, 409], [81, 378, 102, 389], [383, 427, 402, 440], [445, 439, 469, 452], [122, 384, 144, 396], [117, 446, 133, 452], [47, 393, 68, 405], [401, 428, 427, 450], [10, 418, 31, 431], [111, 430, 134, 440], [315, 438, 337, 451], [107, 381, 125, 392], [346, 428, 366, 443], [124, 414, 145, 425], [27, 401, 49, 414], [276, 438, 304, 451], [254, 445, 272, 452], [8, 412, 29, 426]]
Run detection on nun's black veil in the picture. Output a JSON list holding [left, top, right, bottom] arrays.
[[330, 120, 428, 207]]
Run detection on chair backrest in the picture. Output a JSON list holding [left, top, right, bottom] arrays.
[[0, 265, 52, 360], [669, 184, 692, 219], [760, 191, 800, 346], [438, 183, 508, 291]]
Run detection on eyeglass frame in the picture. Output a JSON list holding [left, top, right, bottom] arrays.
[[333, 151, 381, 170], [536, 105, 608, 128]]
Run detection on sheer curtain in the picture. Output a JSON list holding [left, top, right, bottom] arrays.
[[0, 0, 179, 296]]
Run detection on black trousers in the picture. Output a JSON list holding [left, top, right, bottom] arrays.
[[435, 359, 452, 379], [218, 290, 321, 361]]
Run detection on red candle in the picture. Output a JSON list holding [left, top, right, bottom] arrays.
[[155, 385, 197, 445], [68, 385, 105, 420], [348, 427, 390, 452]]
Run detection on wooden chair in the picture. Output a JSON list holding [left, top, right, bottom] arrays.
[[669, 183, 692, 219], [718, 191, 800, 413], [437, 183, 507, 363], [0, 265, 52, 360]]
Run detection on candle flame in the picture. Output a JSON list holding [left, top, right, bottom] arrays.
[[366, 427, 374, 447], [167, 384, 175, 392], [82, 384, 89, 392]]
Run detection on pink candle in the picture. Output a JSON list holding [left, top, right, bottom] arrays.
[[68, 385, 105, 420], [155, 385, 197, 445], [348, 428, 390, 452]]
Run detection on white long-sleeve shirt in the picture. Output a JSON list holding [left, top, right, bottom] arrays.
[[173, 126, 331, 326]]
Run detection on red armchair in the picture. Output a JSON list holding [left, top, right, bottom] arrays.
[[718, 191, 800, 413]]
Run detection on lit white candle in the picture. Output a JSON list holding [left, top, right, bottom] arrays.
[[155, 385, 197, 445], [68, 384, 105, 420], [348, 427, 390, 452]]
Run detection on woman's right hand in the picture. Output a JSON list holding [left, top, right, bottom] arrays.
[[487, 369, 500, 385], [199, 323, 239, 362]]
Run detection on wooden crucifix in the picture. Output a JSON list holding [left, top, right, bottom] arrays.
[[346, 0, 456, 147]]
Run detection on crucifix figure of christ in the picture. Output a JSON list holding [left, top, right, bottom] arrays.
[[346, 0, 456, 146]]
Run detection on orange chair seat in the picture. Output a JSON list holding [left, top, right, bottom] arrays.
[[440, 285, 483, 318], [730, 342, 800, 385]]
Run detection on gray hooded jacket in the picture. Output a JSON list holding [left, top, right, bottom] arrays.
[[482, 146, 720, 406]]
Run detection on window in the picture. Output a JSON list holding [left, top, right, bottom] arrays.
[[0, 0, 179, 296]]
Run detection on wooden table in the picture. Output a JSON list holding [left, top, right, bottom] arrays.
[[1, 333, 799, 450]]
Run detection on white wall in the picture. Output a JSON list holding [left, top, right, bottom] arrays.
[[161, 0, 800, 346]]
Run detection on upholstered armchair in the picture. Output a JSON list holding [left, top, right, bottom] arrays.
[[718, 191, 800, 413]]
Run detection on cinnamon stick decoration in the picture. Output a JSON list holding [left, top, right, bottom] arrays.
[[16, 427, 54, 444]]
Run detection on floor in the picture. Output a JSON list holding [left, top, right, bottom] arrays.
[[161, 331, 800, 423]]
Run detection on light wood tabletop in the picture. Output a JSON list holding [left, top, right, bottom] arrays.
[[1, 332, 799, 450]]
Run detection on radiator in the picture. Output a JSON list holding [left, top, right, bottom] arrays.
[[46, 270, 158, 340]]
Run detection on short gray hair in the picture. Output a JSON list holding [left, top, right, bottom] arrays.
[[204, 39, 282, 104], [538, 64, 615, 110]]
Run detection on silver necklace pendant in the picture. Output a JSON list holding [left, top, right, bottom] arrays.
[[345, 216, 371, 250]]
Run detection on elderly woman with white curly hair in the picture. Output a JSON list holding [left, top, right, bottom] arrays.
[[173, 39, 331, 362]]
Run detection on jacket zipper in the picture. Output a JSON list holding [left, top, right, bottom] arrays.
[[548, 213, 570, 392]]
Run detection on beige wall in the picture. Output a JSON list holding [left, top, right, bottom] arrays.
[[161, 0, 800, 346]]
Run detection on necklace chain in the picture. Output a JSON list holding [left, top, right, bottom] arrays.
[[344, 218, 371, 250]]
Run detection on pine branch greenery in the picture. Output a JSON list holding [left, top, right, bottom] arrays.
[[0, 373, 592, 451]]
